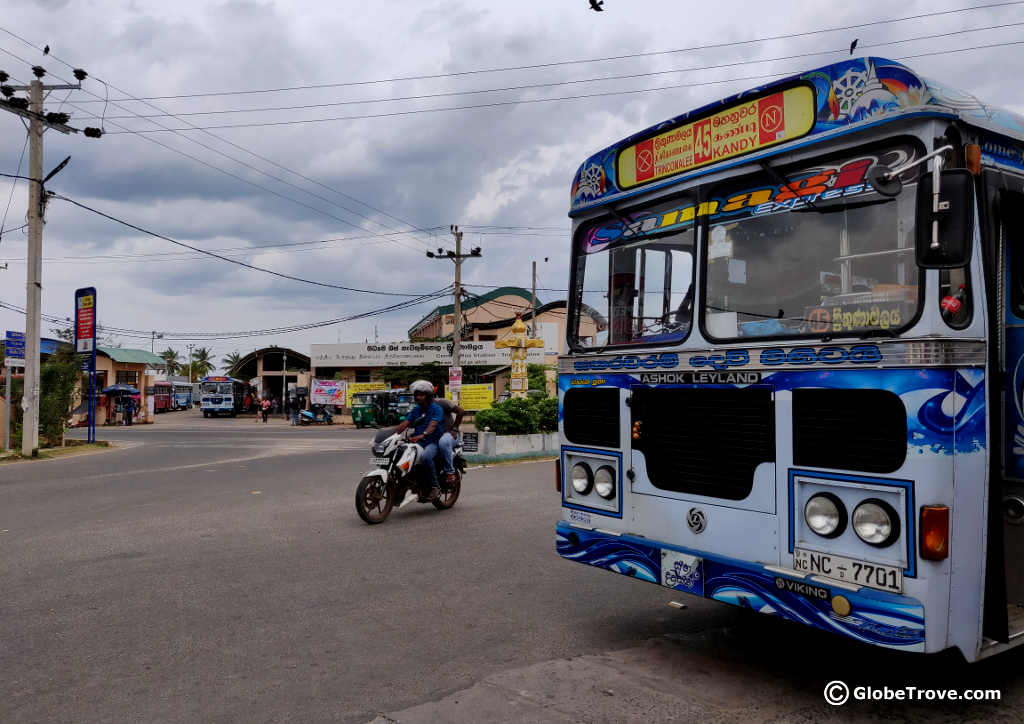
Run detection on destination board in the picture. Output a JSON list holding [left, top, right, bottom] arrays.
[[617, 86, 815, 189]]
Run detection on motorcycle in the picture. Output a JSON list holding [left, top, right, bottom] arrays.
[[355, 427, 465, 524], [299, 405, 334, 425]]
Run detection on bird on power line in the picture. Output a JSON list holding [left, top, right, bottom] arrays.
[[849, 38, 858, 55], [589, 0, 604, 10], [43, 45, 49, 55]]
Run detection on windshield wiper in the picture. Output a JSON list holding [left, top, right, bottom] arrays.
[[759, 160, 821, 213]]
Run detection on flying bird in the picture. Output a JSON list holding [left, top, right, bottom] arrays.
[[849, 39, 858, 55], [43, 45, 49, 55], [589, 0, 604, 10]]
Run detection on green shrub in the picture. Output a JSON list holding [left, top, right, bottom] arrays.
[[535, 396, 558, 432], [475, 395, 558, 435], [39, 360, 78, 447]]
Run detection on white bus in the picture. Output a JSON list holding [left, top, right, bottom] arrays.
[[557, 56, 1024, 661]]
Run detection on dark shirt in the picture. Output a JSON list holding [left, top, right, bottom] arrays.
[[406, 402, 444, 445], [434, 398, 459, 432]]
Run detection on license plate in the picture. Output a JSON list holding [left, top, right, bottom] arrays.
[[792, 548, 903, 594], [369, 457, 390, 466]]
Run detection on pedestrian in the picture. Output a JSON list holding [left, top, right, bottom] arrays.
[[261, 396, 271, 423], [125, 397, 134, 426], [290, 397, 300, 426]]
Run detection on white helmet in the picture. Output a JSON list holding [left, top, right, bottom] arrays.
[[409, 379, 435, 399]]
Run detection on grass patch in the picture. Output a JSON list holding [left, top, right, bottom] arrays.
[[465, 451, 557, 466], [1, 440, 111, 462]]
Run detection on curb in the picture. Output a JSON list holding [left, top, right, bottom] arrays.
[[465, 452, 557, 468]]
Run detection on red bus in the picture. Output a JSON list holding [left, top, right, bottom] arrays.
[[151, 381, 173, 413]]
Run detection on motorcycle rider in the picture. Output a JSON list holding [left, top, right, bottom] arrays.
[[394, 379, 444, 502], [435, 395, 465, 485]]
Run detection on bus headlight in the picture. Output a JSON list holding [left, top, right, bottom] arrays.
[[571, 463, 593, 495], [852, 499, 900, 547], [804, 493, 846, 538], [594, 466, 616, 500]]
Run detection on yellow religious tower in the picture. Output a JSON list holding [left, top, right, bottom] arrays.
[[495, 315, 544, 399]]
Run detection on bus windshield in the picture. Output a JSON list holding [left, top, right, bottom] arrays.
[[202, 382, 233, 395], [703, 153, 919, 340], [570, 145, 921, 346], [572, 200, 695, 348]]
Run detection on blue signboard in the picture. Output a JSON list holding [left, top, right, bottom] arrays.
[[5, 331, 25, 359]]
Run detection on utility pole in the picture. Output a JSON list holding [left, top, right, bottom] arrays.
[[1, 64, 101, 455], [529, 257, 548, 338], [531, 261, 537, 338], [187, 344, 194, 382], [150, 331, 162, 354], [427, 226, 481, 404]]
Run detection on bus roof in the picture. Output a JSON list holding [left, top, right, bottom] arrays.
[[201, 376, 245, 384], [569, 56, 1024, 216]]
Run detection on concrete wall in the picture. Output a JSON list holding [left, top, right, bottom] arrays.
[[475, 431, 558, 457]]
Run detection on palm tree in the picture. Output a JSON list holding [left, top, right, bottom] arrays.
[[160, 347, 182, 375], [221, 351, 242, 375], [191, 347, 215, 379]]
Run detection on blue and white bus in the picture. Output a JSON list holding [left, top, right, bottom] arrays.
[[172, 382, 193, 410], [557, 56, 1024, 661], [200, 376, 248, 417]]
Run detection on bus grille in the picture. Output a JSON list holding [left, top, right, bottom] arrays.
[[562, 388, 620, 448], [793, 389, 907, 473], [631, 387, 774, 500]]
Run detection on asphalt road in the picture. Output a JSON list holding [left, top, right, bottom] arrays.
[[1, 410, 1023, 723]]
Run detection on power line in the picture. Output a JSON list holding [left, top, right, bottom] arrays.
[[83, 21, 1024, 121], [0, 289, 453, 341], [0, 135, 28, 245], [96, 40, 1024, 133], [50, 192, 444, 297], [38, 2, 1024, 103], [0, 61, 435, 257], [0, 39, 440, 252]]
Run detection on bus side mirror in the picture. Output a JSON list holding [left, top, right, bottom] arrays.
[[915, 169, 974, 269]]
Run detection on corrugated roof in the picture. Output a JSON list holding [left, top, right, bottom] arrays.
[[408, 287, 538, 337], [98, 347, 167, 365]]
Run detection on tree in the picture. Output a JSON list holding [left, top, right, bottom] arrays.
[[191, 347, 215, 379], [221, 351, 242, 374], [160, 348, 183, 375]]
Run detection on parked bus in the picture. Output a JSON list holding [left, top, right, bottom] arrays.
[[557, 56, 1024, 661], [200, 376, 249, 417], [172, 382, 193, 410], [151, 381, 173, 413]]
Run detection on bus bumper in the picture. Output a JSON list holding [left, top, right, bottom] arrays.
[[556, 521, 925, 652]]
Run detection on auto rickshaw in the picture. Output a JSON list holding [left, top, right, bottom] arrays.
[[351, 392, 383, 428], [386, 390, 415, 425]]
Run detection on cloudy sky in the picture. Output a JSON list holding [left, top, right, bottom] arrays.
[[1, 0, 1022, 368]]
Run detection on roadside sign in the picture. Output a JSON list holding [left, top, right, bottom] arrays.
[[4, 357, 25, 368], [462, 431, 479, 453], [4, 330, 25, 359], [75, 290, 96, 353], [74, 287, 98, 444], [448, 366, 462, 390]]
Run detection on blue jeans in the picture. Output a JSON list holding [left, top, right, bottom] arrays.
[[419, 442, 440, 486], [439, 432, 456, 475]]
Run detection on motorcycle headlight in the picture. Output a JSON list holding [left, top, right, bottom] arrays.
[[804, 493, 846, 538], [852, 499, 900, 547], [570, 463, 592, 495], [594, 466, 616, 500]]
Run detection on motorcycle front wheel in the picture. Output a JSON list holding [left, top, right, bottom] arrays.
[[433, 471, 461, 510], [355, 476, 394, 524]]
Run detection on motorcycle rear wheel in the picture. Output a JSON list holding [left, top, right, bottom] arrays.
[[355, 476, 394, 524], [433, 471, 461, 510]]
